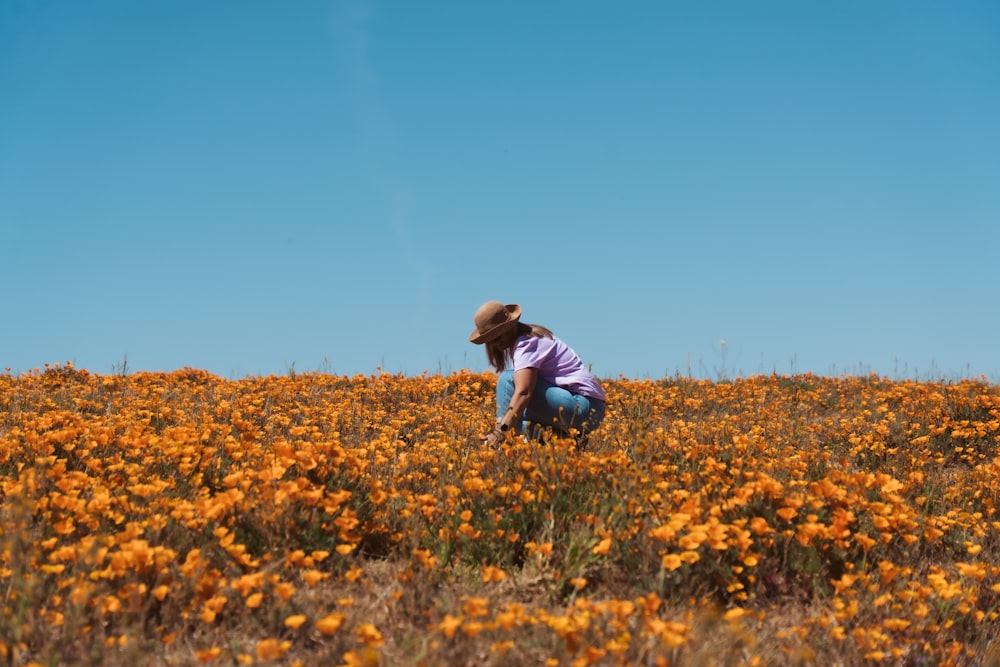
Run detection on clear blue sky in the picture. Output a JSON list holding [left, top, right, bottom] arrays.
[[3, 1, 998, 380]]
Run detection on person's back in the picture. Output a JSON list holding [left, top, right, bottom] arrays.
[[511, 333, 606, 402]]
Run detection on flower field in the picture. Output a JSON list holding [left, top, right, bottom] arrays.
[[2, 364, 1000, 666]]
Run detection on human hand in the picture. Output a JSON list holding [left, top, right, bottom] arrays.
[[481, 425, 505, 448]]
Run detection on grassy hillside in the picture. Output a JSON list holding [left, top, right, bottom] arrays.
[[2, 364, 999, 665]]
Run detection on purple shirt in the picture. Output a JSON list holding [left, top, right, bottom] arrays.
[[512, 335, 606, 401]]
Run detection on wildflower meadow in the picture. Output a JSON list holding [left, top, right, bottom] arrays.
[[2, 363, 1000, 666]]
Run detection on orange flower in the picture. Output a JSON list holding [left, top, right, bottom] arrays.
[[340, 648, 381, 667], [195, 647, 221, 663], [723, 608, 747, 621], [316, 612, 346, 636], [273, 582, 296, 601], [302, 569, 329, 586], [592, 537, 612, 555], [854, 533, 877, 551], [284, 614, 307, 630], [661, 554, 683, 571], [749, 517, 772, 535], [255, 639, 289, 661], [481, 565, 507, 583], [462, 597, 490, 618], [883, 618, 911, 632], [438, 614, 463, 639], [776, 507, 797, 522], [355, 623, 384, 647]]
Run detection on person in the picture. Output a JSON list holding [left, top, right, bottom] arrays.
[[469, 300, 607, 447]]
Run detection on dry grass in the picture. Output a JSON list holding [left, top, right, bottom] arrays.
[[2, 364, 1000, 666]]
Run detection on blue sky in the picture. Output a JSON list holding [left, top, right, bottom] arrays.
[[2, 1, 998, 380]]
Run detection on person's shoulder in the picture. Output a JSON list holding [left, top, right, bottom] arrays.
[[545, 335, 569, 351], [515, 335, 541, 352], [516, 334, 559, 358]]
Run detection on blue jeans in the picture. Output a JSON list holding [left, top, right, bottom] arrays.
[[496, 370, 606, 438]]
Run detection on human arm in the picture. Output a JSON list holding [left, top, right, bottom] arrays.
[[484, 367, 537, 446], [501, 367, 536, 430]]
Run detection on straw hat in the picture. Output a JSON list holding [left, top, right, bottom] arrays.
[[469, 301, 522, 344]]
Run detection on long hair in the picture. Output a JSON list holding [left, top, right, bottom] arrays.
[[486, 322, 554, 372]]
